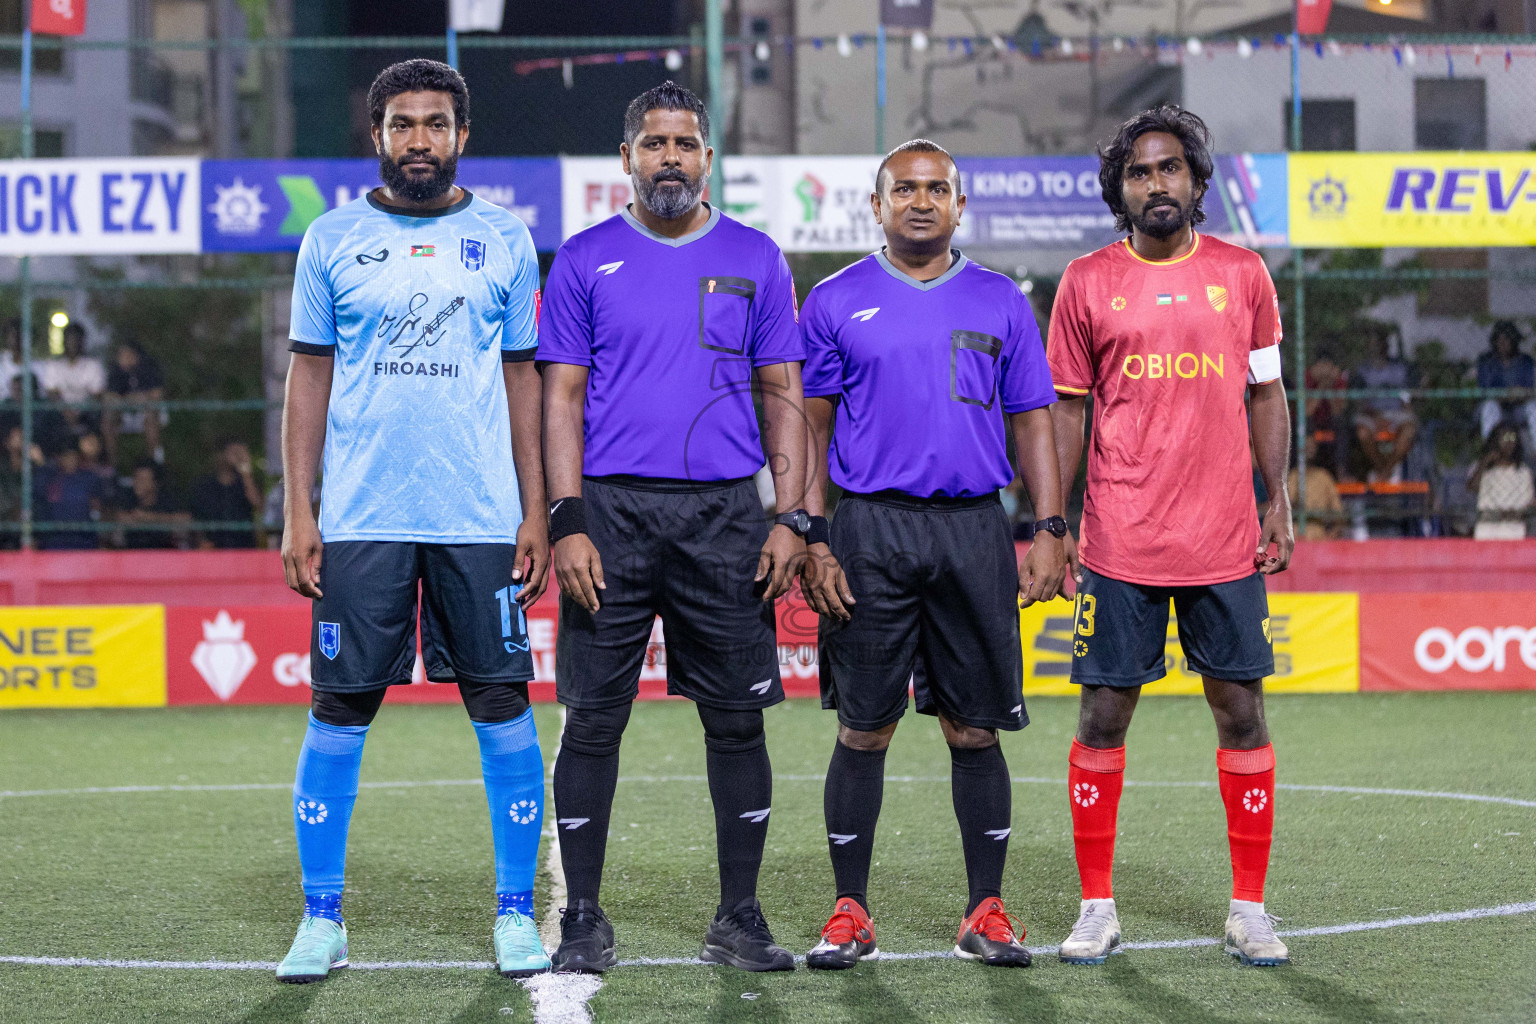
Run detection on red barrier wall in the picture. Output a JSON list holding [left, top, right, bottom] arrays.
[[3, 540, 1534, 607]]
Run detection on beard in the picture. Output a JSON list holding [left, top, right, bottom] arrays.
[[634, 166, 707, 221], [378, 150, 459, 203], [1129, 196, 1191, 239]]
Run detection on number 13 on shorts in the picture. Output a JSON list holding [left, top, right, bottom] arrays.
[[495, 585, 529, 653], [1075, 591, 1097, 638]]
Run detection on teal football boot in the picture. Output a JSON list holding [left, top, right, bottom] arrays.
[[276, 916, 349, 984], [495, 910, 552, 978]]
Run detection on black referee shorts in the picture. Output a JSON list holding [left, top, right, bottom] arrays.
[[1068, 566, 1275, 687], [817, 492, 1026, 733], [310, 541, 534, 693], [554, 475, 784, 711]]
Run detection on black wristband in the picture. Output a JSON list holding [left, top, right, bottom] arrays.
[[805, 515, 830, 547], [548, 496, 588, 545]]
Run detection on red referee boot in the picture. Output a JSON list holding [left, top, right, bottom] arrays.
[[954, 897, 1031, 967], [806, 898, 879, 970]]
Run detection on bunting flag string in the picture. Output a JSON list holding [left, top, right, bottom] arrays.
[[511, 33, 1536, 83]]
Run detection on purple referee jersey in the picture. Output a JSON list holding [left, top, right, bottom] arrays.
[[537, 205, 804, 481], [801, 250, 1056, 498]]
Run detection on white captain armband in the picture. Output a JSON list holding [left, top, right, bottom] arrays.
[[1248, 345, 1281, 385]]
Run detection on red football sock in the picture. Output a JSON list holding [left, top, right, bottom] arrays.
[[1217, 744, 1276, 903], [1068, 739, 1125, 901]]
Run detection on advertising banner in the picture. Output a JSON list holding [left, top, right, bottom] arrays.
[[201, 158, 562, 253], [1289, 152, 1536, 248], [1359, 592, 1536, 691], [1019, 592, 1359, 697], [165, 599, 823, 706], [560, 156, 636, 239], [956, 153, 1288, 251], [0, 604, 165, 708], [0, 158, 200, 256]]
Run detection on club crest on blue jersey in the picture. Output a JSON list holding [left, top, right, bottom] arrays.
[[461, 237, 486, 273], [318, 621, 341, 660]]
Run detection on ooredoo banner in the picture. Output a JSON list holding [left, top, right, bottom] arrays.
[[1359, 593, 1536, 691], [0, 604, 165, 708]]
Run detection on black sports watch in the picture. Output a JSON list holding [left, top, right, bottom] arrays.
[[1033, 515, 1069, 539], [775, 509, 812, 535]]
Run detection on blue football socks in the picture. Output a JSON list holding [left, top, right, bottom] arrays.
[[293, 713, 369, 915], [472, 710, 543, 917]]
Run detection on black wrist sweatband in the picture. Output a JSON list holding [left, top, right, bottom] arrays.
[[548, 497, 588, 545], [805, 515, 830, 547]]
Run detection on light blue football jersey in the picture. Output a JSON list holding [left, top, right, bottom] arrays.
[[288, 190, 539, 543]]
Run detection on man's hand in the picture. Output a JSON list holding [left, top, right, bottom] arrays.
[[513, 516, 550, 607], [755, 524, 804, 602], [1255, 498, 1294, 575], [801, 542, 855, 621], [1061, 531, 1083, 592], [281, 510, 323, 599], [1019, 534, 1067, 607], [553, 534, 605, 613]]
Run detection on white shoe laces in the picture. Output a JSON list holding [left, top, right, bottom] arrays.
[[1235, 909, 1283, 944], [1067, 905, 1114, 946]]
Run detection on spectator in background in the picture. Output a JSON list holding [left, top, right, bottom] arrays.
[[1287, 434, 1344, 540], [190, 437, 260, 549], [0, 317, 21, 391], [41, 323, 106, 438], [117, 460, 188, 549], [0, 425, 43, 549], [75, 432, 117, 507], [1468, 425, 1534, 541], [34, 444, 102, 549], [103, 340, 165, 465], [1353, 329, 1418, 483], [1476, 321, 1536, 442], [1304, 348, 1350, 480], [0, 372, 70, 458]]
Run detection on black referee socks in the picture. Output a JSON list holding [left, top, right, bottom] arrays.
[[950, 743, 1012, 916], [823, 741, 888, 913], [699, 706, 774, 910]]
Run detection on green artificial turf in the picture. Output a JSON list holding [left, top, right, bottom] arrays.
[[2, 693, 1534, 1022]]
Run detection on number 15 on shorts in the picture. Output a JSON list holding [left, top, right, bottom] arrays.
[[495, 585, 529, 653]]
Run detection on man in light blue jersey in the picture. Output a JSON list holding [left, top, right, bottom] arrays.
[[275, 59, 551, 983]]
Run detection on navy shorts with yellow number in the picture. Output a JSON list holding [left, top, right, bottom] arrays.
[[1068, 565, 1274, 687], [309, 541, 533, 693]]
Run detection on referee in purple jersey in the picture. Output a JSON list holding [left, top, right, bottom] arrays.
[[799, 140, 1067, 969], [536, 82, 809, 973]]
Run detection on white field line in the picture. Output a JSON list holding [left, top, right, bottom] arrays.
[[6, 776, 1535, 809], [521, 706, 602, 1024], [3, 899, 1533, 973]]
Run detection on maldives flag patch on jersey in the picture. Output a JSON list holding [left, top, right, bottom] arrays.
[[410, 244, 436, 257]]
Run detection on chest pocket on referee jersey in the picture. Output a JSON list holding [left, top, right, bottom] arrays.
[[950, 330, 1002, 410], [698, 276, 756, 356]]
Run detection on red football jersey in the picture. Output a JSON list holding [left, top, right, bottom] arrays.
[[1048, 233, 1282, 586]]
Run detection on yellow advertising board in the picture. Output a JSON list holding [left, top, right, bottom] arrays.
[[1289, 152, 1536, 248], [1020, 592, 1359, 696], [0, 604, 166, 708]]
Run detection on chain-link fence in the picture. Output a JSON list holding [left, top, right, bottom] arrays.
[[1, 26, 1534, 546]]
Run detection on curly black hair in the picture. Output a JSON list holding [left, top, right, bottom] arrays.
[[623, 80, 710, 146], [1097, 105, 1214, 234], [368, 59, 470, 131]]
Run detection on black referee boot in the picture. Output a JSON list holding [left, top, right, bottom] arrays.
[[700, 898, 795, 972], [551, 899, 617, 974]]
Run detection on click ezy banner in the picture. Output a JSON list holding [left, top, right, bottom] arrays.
[[1290, 152, 1536, 247], [1019, 591, 1359, 696], [0, 604, 165, 708], [0, 159, 200, 256]]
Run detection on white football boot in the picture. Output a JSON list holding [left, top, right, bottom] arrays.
[[1224, 899, 1290, 966], [1058, 898, 1122, 964]]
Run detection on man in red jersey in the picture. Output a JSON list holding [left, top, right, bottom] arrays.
[[1047, 106, 1294, 967]]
